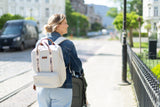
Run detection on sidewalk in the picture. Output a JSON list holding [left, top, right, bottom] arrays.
[[84, 40, 137, 107], [31, 39, 137, 107]]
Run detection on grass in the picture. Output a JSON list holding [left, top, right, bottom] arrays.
[[133, 42, 148, 48]]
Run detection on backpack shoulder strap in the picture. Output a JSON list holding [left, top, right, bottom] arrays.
[[54, 37, 67, 45]]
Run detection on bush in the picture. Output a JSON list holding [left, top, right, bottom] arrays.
[[149, 32, 157, 40], [151, 64, 160, 79], [70, 12, 89, 36], [25, 17, 36, 21], [142, 33, 148, 37], [133, 32, 148, 37], [91, 22, 103, 31]]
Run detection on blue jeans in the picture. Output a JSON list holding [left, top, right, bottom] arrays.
[[37, 88, 72, 107]]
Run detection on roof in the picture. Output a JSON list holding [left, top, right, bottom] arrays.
[[6, 19, 37, 26]]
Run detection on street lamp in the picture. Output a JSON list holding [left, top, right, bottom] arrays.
[[137, 16, 142, 54], [122, 0, 128, 83]]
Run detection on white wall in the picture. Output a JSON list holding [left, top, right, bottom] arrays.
[[0, 0, 65, 31]]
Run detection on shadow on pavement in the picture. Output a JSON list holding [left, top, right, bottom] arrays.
[[97, 53, 121, 57]]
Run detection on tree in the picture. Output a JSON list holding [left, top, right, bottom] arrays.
[[0, 13, 13, 29], [25, 17, 36, 21], [113, 12, 143, 47], [113, 0, 143, 16], [66, 0, 73, 26], [65, 0, 89, 36], [71, 12, 89, 36], [0, 13, 24, 29], [107, 8, 118, 18], [113, 0, 123, 11], [12, 14, 24, 20], [127, 0, 143, 16], [91, 22, 103, 31]]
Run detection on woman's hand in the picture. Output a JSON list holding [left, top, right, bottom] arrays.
[[33, 84, 36, 91]]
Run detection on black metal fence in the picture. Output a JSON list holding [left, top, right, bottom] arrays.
[[127, 44, 160, 107]]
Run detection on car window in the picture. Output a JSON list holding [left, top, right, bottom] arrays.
[[2, 23, 22, 35]]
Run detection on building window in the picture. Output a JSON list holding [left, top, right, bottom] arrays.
[[148, 7, 151, 16], [154, 7, 158, 16], [10, 7, 15, 14], [27, 0, 31, 2], [154, 0, 158, 1], [19, 7, 24, 16], [45, 0, 49, 3], [35, 0, 38, 2], [34, 9, 39, 17], [45, 8, 49, 17]]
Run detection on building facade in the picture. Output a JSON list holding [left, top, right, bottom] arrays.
[[0, 0, 8, 16], [143, 0, 160, 32], [0, 0, 65, 31], [85, 5, 102, 24], [70, 0, 102, 29], [70, 0, 86, 15], [143, 0, 160, 47]]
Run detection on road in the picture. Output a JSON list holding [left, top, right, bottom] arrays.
[[0, 35, 110, 107]]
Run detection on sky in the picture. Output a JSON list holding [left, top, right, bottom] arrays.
[[84, 0, 120, 8]]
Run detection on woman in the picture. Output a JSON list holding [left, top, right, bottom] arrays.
[[36, 14, 83, 107]]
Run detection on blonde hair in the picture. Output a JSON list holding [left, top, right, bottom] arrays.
[[44, 14, 66, 33]]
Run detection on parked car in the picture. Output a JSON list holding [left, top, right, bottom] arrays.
[[0, 19, 39, 51]]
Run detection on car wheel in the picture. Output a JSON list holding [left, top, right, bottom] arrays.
[[20, 43, 25, 51], [0, 49, 3, 52]]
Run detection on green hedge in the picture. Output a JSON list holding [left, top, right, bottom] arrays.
[[133, 32, 148, 37]]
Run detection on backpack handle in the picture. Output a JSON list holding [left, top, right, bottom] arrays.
[[40, 38, 55, 45], [36, 39, 54, 73]]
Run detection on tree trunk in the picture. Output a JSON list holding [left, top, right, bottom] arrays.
[[129, 28, 133, 47]]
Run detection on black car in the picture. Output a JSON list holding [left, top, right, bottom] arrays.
[[0, 19, 39, 51]]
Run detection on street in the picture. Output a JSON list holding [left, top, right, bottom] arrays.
[[0, 35, 110, 107]]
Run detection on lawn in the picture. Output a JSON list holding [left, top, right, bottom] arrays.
[[133, 42, 148, 48]]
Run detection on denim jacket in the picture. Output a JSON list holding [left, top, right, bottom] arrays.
[[46, 32, 83, 88]]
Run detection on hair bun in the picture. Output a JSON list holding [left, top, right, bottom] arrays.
[[44, 24, 52, 33], [43, 14, 66, 34]]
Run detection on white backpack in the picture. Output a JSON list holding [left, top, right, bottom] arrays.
[[31, 37, 67, 88]]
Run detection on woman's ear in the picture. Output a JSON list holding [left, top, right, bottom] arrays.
[[55, 25, 60, 32], [53, 25, 58, 32]]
